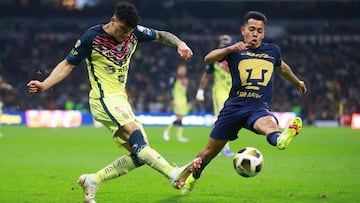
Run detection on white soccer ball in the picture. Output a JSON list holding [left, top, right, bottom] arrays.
[[233, 147, 264, 177]]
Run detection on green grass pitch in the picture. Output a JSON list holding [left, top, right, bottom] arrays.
[[0, 126, 359, 202]]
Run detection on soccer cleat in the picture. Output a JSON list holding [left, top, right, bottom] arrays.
[[169, 157, 202, 189], [163, 130, 170, 141], [223, 149, 235, 157], [176, 137, 189, 142], [277, 117, 302, 150], [181, 174, 197, 195], [77, 174, 98, 203]]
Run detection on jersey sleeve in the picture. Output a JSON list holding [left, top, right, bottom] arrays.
[[65, 31, 93, 65], [273, 44, 282, 67], [221, 41, 237, 61], [205, 63, 215, 74], [133, 25, 157, 43]]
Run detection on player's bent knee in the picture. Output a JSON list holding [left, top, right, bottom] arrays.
[[254, 116, 278, 134]]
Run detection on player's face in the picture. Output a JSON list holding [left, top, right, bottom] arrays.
[[177, 65, 187, 76], [241, 18, 265, 49], [111, 17, 134, 40]]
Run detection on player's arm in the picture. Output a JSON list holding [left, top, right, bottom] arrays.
[[155, 30, 193, 60], [196, 73, 210, 103], [27, 59, 75, 94], [204, 41, 248, 64], [276, 60, 307, 94], [0, 75, 14, 91], [168, 77, 176, 102]]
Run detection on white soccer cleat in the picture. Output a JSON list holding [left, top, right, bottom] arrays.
[[77, 174, 98, 203], [169, 157, 202, 189], [163, 130, 170, 141]]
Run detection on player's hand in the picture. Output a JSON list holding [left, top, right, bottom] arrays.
[[231, 41, 248, 52], [297, 80, 307, 94], [27, 80, 44, 94], [177, 42, 193, 60], [196, 89, 205, 104]]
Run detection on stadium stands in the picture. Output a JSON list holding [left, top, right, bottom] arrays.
[[0, 1, 359, 125]]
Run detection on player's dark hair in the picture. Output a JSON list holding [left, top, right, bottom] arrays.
[[243, 11, 267, 25], [114, 2, 140, 28]]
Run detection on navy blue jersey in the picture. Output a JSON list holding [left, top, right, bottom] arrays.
[[209, 42, 282, 140], [224, 42, 281, 110]]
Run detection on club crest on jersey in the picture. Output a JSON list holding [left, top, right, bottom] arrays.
[[115, 44, 123, 52], [105, 66, 116, 74]]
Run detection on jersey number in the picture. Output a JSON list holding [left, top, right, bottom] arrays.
[[118, 75, 125, 84]]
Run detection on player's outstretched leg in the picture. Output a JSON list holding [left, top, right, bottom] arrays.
[[169, 157, 202, 189], [77, 174, 98, 203], [277, 117, 302, 150]]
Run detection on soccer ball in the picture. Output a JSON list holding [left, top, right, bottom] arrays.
[[233, 147, 264, 177]]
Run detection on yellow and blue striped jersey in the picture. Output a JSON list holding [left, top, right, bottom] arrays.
[[66, 24, 156, 99], [168, 75, 188, 104], [206, 61, 232, 96]]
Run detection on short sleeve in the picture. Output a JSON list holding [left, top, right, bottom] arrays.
[[133, 25, 157, 43], [273, 44, 282, 67], [65, 31, 93, 65], [205, 64, 215, 74]]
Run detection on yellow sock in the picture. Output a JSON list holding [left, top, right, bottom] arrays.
[[93, 154, 138, 184], [166, 123, 173, 132], [137, 146, 174, 178], [176, 126, 183, 139]]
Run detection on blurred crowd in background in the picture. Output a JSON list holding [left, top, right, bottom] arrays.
[[0, 0, 359, 125]]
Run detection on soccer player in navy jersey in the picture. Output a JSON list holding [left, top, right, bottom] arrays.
[[182, 11, 307, 195], [27, 2, 201, 202]]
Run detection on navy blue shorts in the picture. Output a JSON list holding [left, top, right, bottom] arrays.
[[209, 105, 277, 141]]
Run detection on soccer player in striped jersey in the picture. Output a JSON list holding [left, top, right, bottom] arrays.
[[163, 64, 191, 142], [182, 11, 307, 195], [196, 34, 235, 156], [27, 2, 201, 202]]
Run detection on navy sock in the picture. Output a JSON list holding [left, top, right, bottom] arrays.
[[173, 120, 182, 126], [266, 131, 281, 146], [130, 153, 144, 167], [128, 130, 148, 154], [193, 158, 209, 179]]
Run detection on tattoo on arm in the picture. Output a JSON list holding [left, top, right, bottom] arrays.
[[157, 31, 183, 47]]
